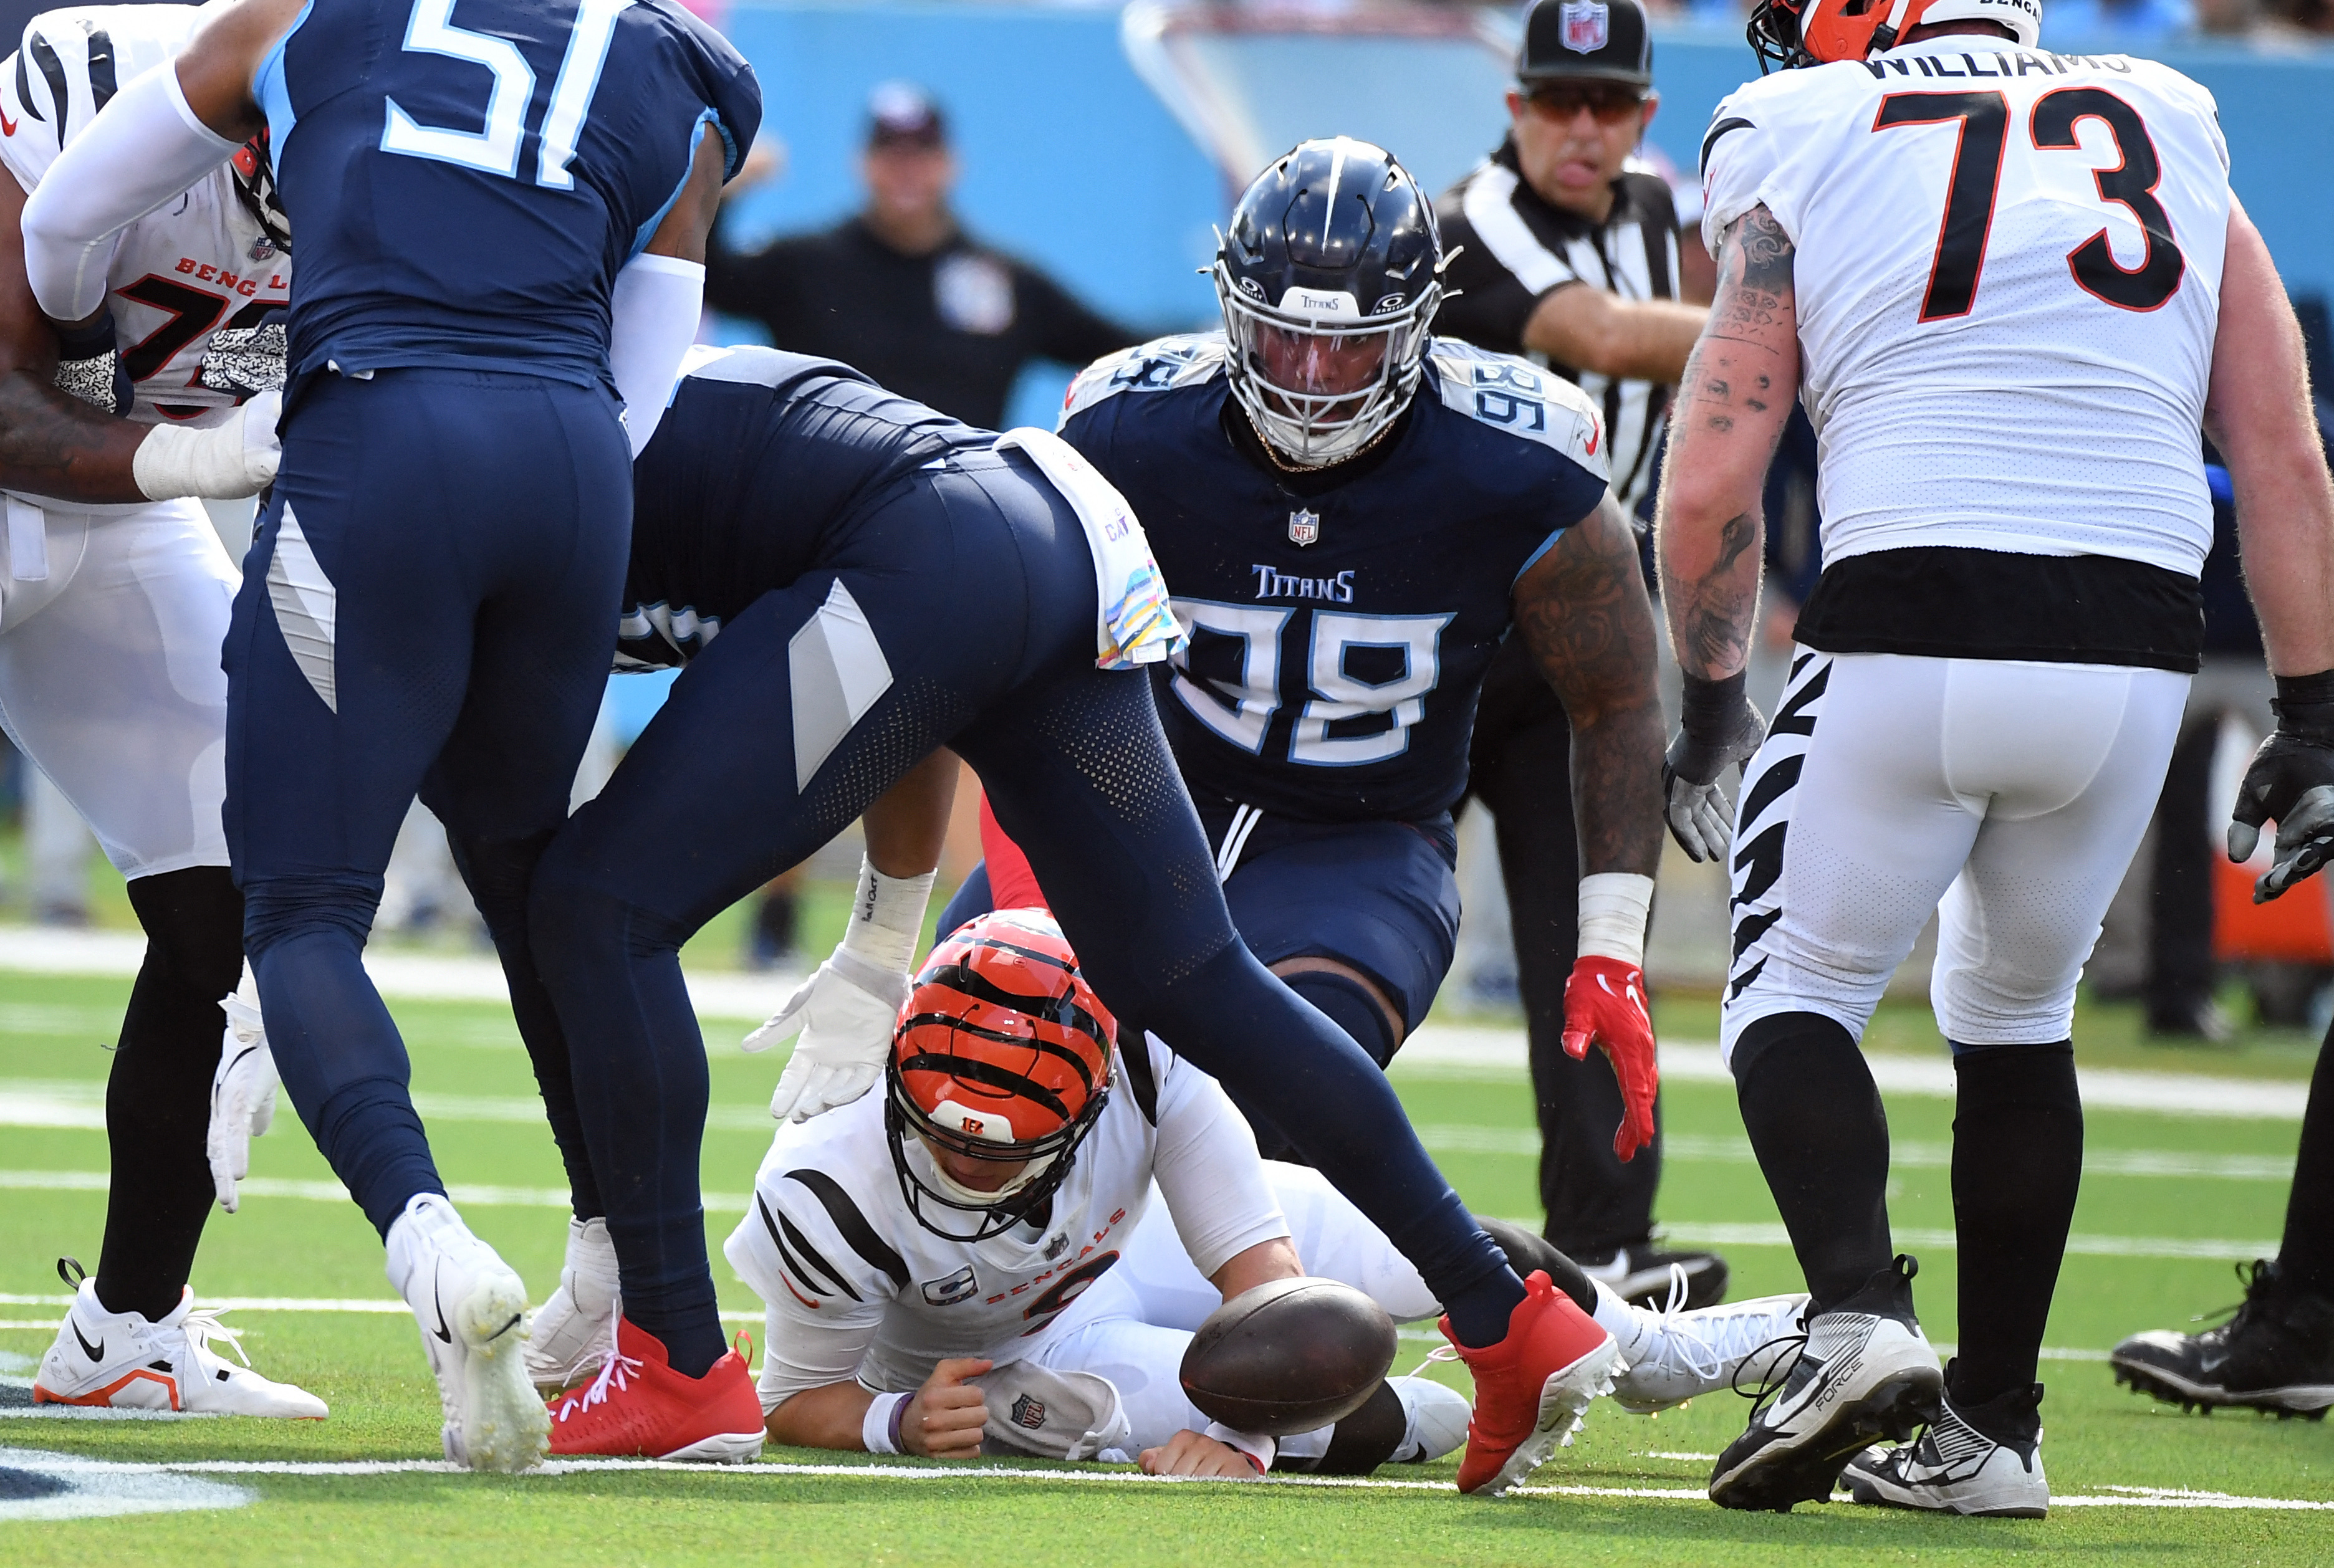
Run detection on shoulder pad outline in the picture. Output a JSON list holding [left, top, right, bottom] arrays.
[[1060, 333, 1226, 426], [1425, 339, 1608, 481]]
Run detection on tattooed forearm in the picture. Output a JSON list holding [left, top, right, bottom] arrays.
[[1515, 499, 1665, 877], [0, 371, 148, 504], [1653, 203, 1801, 684]]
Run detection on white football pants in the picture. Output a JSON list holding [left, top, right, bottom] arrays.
[[1720, 649, 2189, 1058], [1040, 1162, 1438, 1456], [0, 496, 237, 879]]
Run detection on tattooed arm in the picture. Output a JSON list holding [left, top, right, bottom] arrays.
[[0, 170, 148, 502], [1653, 203, 1800, 682], [1512, 494, 1666, 878]]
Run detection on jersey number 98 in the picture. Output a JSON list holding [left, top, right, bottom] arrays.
[[380, 0, 633, 188], [1170, 601, 1454, 767]]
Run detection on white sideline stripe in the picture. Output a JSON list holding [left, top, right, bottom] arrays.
[[1398, 1029, 2310, 1121], [0, 1080, 2290, 1182], [1420, 1124, 2297, 1182], [0, 1293, 762, 1327], [0, 1167, 2272, 1261], [0, 929, 795, 1023], [8, 1452, 2330, 1509]]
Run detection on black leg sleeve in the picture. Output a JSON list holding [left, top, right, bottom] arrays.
[[97, 866, 246, 1321], [2278, 1016, 2334, 1301], [1732, 1011, 1894, 1311], [2146, 714, 2219, 1020], [1947, 1043, 2083, 1408]]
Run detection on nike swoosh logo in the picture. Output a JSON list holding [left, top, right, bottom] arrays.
[[430, 1263, 453, 1344], [73, 1321, 103, 1361], [0, 107, 17, 137]]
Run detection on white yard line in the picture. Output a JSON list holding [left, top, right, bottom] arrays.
[[1, 1448, 2327, 1510]]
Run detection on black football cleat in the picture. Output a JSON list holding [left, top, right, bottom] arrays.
[[2111, 1260, 2334, 1418], [1579, 1243, 1731, 1311]]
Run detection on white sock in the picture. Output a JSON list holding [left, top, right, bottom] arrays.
[[1591, 1281, 1650, 1363]]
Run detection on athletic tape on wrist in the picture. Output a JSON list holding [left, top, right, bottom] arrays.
[[1203, 1422, 1275, 1472], [1576, 872, 1655, 967], [132, 418, 258, 501], [2275, 670, 2334, 740], [863, 1391, 912, 1455], [837, 856, 936, 976], [1677, 669, 1749, 743]]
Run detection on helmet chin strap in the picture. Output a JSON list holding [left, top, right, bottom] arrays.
[[1868, 0, 1919, 54]]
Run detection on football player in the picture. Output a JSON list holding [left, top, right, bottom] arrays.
[[938, 138, 1672, 1223], [693, 909, 1807, 1476], [480, 337, 1646, 1490], [21, 0, 760, 1471], [0, 4, 307, 1418], [1658, 0, 2334, 1517]]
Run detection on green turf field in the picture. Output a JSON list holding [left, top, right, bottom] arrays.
[[0, 963, 2329, 1564]]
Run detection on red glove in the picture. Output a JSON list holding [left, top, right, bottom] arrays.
[[1561, 956, 1658, 1162]]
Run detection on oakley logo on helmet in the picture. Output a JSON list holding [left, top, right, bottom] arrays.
[[1561, 1, 1611, 52]]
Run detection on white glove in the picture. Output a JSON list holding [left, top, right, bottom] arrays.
[[746, 945, 911, 1122], [132, 387, 282, 500], [208, 977, 277, 1213]]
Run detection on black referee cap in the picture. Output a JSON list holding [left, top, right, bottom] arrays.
[[1518, 0, 1653, 90]]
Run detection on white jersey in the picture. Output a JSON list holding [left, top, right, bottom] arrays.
[[726, 1031, 1287, 1405], [1702, 39, 2229, 577], [0, 4, 290, 439]]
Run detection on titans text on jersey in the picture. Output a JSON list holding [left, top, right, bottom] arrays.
[[1059, 332, 1608, 826]]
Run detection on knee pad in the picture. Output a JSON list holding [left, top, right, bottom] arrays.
[[241, 872, 383, 960], [1283, 968, 1399, 1069], [124, 864, 245, 998], [1727, 1010, 1860, 1092]]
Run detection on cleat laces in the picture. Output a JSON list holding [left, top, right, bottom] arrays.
[[181, 1304, 254, 1369], [552, 1318, 643, 1427]]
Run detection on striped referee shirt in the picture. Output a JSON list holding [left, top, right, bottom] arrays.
[[1434, 141, 1681, 511]]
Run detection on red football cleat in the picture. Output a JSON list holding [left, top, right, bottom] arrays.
[[545, 1317, 766, 1462], [1442, 1270, 1623, 1496]]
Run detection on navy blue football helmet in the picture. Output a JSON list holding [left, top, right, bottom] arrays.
[[1214, 138, 1446, 468]]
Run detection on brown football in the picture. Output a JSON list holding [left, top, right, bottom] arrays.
[[1179, 1276, 1399, 1436]]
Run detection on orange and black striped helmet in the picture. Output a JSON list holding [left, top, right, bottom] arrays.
[[885, 910, 1116, 1240]]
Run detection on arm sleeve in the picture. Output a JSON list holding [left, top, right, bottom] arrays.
[[1017, 263, 1141, 369], [1146, 1037, 1290, 1280], [608, 252, 704, 457], [21, 62, 237, 322], [1699, 90, 1792, 257]]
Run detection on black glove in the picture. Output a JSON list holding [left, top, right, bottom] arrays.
[[50, 310, 132, 416], [2229, 670, 2334, 904], [1662, 669, 1767, 863], [199, 310, 289, 399]]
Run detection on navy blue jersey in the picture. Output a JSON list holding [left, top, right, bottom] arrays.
[[620, 345, 991, 667], [259, 0, 759, 386], [1059, 333, 1610, 825]]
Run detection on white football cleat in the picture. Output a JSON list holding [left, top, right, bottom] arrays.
[[1842, 1377, 2048, 1518], [34, 1270, 325, 1418], [527, 1215, 620, 1395], [1596, 1273, 1810, 1415], [385, 1193, 547, 1472], [1388, 1375, 1471, 1463]]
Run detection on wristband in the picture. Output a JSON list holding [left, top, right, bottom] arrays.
[[1577, 872, 1656, 967], [2274, 671, 2334, 742], [1677, 669, 1749, 743], [1203, 1421, 1275, 1472], [838, 856, 937, 975], [132, 419, 261, 500], [862, 1390, 912, 1455]]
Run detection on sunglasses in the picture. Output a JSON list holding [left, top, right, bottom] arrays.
[[1522, 83, 1649, 124]]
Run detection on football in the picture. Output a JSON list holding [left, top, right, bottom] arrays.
[[1179, 1276, 1400, 1436]]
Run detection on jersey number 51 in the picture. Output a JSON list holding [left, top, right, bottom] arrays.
[[380, 0, 633, 189]]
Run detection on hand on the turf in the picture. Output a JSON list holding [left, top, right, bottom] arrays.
[[1661, 695, 1766, 863], [1141, 1429, 1265, 1479], [747, 946, 910, 1122], [2229, 725, 2334, 903], [1562, 956, 1657, 1162], [903, 1357, 991, 1460], [208, 985, 277, 1213]]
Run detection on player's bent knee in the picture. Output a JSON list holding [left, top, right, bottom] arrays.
[[124, 864, 246, 997], [240, 872, 385, 960], [1274, 962, 1401, 1068], [1727, 1010, 1860, 1091]]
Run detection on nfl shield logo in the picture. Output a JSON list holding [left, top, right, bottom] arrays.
[[1560, 0, 1610, 52], [1012, 1394, 1047, 1430], [1288, 508, 1320, 546]]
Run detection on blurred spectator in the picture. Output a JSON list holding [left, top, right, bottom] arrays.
[[1431, 0, 1726, 1304], [706, 81, 1143, 432], [2045, 0, 2197, 44]]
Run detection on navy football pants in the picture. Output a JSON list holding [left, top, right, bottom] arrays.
[[224, 368, 631, 1236], [526, 451, 1519, 1364]]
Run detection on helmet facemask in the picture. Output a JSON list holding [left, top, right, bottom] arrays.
[[1216, 262, 1439, 469]]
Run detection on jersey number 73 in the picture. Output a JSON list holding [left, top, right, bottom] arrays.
[[1873, 87, 2186, 322]]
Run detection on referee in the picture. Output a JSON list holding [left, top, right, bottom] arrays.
[[1436, 0, 1724, 1307]]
